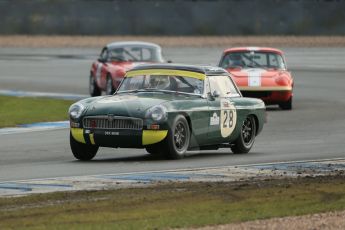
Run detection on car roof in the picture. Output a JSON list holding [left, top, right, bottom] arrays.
[[129, 64, 229, 76], [223, 47, 283, 55], [106, 41, 161, 50]]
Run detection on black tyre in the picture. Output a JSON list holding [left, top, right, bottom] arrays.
[[70, 132, 99, 161], [164, 115, 190, 159], [231, 116, 256, 154], [106, 74, 115, 95], [145, 144, 162, 156], [89, 74, 101, 97], [279, 97, 292, 110]]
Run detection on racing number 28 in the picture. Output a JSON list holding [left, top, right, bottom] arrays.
[[223, 110, 234, 128]]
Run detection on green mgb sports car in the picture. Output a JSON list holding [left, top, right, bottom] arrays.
[[69, 64, 266, 160]]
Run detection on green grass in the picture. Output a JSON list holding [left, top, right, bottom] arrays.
[[0, 96, 74, 128], [0, 176, 345, 229]]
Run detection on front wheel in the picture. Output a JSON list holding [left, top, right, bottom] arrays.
[[164, 115, 190, 159], [231, 116, 256, 154], [106, 75, 115, 95], [70, 132, 99, 161]]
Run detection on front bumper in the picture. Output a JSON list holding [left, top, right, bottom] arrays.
[[71, 128, 168, 148], [240, 88, 292, 105]]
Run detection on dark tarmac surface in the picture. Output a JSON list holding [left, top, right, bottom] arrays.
[[0, 47, 344, 181]]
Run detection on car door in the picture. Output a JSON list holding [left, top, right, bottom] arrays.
[[206, 75, 239, 144]]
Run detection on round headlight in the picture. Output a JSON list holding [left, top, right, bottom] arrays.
[[68, 103, 85, 119], [146, 105, 167, 122]]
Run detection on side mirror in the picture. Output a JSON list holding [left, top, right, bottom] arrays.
[[207, 90, 220, 100], [212, 90, 220, 98]]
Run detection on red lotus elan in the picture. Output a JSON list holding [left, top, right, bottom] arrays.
[[89, 41, 165, 96], [219, 47, 294, 110]]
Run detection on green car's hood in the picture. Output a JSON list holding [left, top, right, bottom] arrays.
[[83, 92, 197, 118], [232, 97, 265, 109]]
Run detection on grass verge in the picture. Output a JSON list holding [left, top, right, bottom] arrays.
[[0, 95, 74, 128], [0, 176, 345, 229]]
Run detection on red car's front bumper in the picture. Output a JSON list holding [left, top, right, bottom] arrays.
[[241, 89, 292, 105]]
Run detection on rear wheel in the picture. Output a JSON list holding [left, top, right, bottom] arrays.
[[164, 115, 190, 159], [231, 115, 256, 154], [70, 132, 99, 161], [279, 97, 292, 110], [106, 74, 115, 95], [89, 74, 101, 97]]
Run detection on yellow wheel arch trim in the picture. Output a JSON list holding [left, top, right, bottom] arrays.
[[126, 69, 205, 80], [71, 128, 86, 144], [142, 130, 168, 145], [89, 133, 95, 145]]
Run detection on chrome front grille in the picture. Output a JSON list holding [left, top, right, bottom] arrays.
[[83, 116, 143, 130]]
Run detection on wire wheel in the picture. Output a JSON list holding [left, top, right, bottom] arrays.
[[174, 121, 187, 151], [165, 115, 190, 159], [242, 116, 255, 146], [231, 115, 256, 154]]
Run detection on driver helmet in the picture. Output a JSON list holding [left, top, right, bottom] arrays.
[[229, 54, 244, 66], [149, 76, 170, 89]]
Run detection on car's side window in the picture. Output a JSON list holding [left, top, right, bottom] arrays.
[[268, 53, 278, 68], [208, 77, 222, 96], [205, 78, 211, 95], [208, 76, 240, 98], [219, 55, 230, 69], [277, 55, 286, 69], [268, 53, 286, 69]]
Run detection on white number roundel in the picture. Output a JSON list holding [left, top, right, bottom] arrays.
[[220, 99, 237, 138]]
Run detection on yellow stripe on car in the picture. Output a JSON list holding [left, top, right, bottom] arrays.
[[89, 133, 96, 145], [126, 69, 205, 80], [71, 128, 86, 144], [142, 130, 168, 145], [71, 128, 167, 145]]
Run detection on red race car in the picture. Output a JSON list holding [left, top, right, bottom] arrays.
[[219, 47, 294, 110], [89, 41, 165, 96]]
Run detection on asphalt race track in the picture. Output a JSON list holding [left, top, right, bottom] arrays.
[[0, 47, 345, 182]]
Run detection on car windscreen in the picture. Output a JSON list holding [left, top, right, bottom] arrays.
[[107, 46, 163, 62], [220, 51, 286, 70], [117, 75, 204, 95]]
